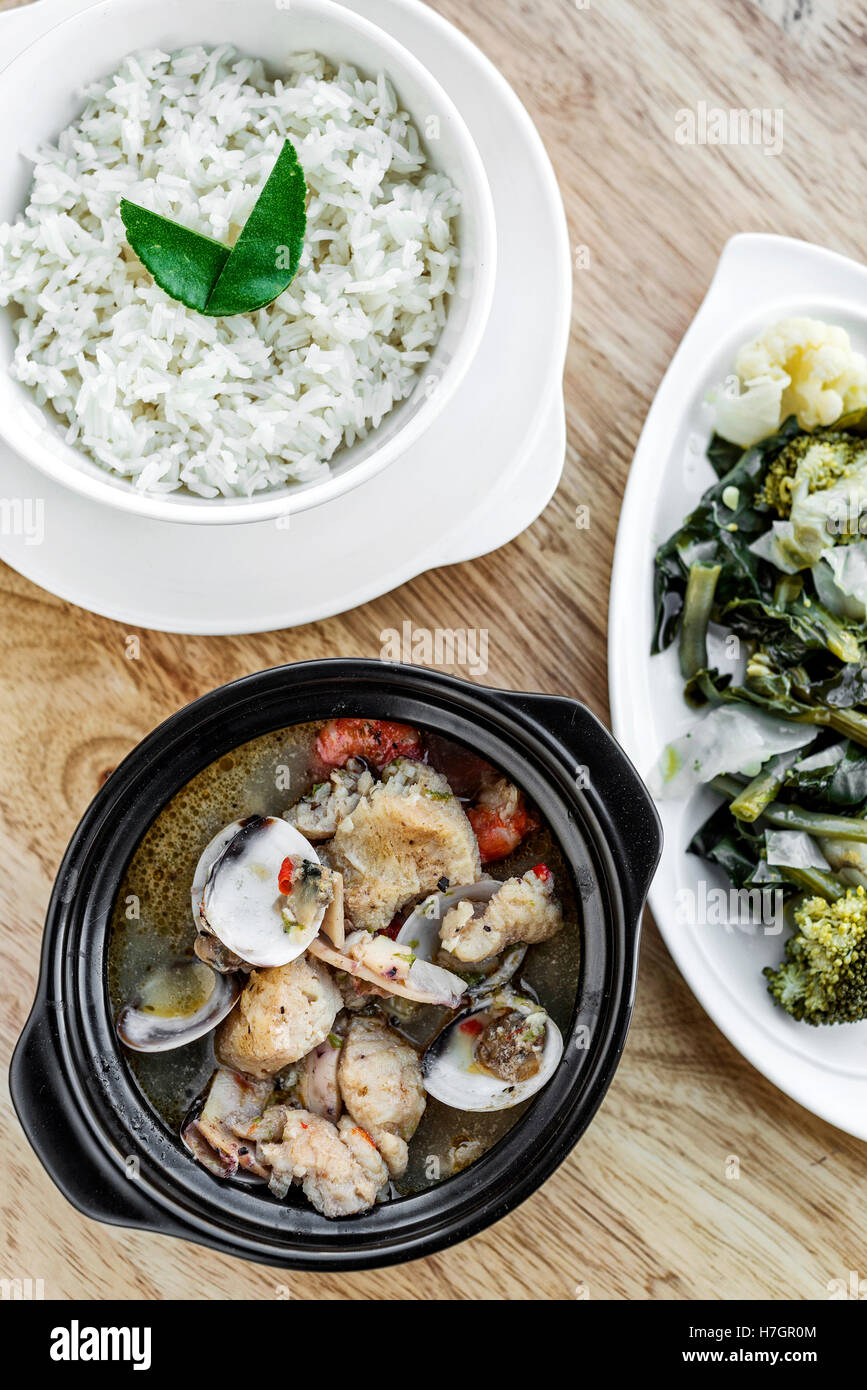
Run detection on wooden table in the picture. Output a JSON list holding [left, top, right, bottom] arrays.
[[2, 0, 865, 1301]]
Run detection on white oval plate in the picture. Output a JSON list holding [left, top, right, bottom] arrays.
[[610, 233, 867, 1140]]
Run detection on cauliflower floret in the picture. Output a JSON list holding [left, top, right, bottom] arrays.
[[715, 318, 867, 448]]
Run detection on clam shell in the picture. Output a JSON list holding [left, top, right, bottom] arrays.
[[422, 992, 564, 1111], [199, 815, 322, 968], [116, 959, 241, 1053]]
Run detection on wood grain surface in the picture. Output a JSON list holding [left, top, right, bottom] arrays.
[[2, 0, 866, 1301]]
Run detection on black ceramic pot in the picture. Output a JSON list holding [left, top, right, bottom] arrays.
[[10, 660, 661, 1270]]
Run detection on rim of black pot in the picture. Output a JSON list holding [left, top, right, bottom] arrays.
[[11, 660, 661, 1271]]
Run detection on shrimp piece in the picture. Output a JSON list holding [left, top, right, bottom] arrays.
[[467, 778, 540, 864], [314, 718, 423, 770]]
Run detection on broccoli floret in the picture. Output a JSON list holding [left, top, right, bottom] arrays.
[[760, 432, 867, 517], [764, 885, 867, 1024]]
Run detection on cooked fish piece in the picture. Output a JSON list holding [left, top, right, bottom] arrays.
[[259, 1109, 388, 1216], [327, 757, 481, 933], [439, 864, 563, 963], [338, 1116, 391, 1191], [297, 1037, 343, 1122], [284, 763, 375, 841], [215, 955, 341, 1080], [338, 1015, 426, 1176]]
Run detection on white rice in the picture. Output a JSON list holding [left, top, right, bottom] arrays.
[[0, 46, 460, 497]]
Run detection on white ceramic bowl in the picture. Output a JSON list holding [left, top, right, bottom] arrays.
[[0, 0, 496, 524]]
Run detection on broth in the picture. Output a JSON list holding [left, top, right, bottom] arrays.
[[108, 719, 581, 1197]]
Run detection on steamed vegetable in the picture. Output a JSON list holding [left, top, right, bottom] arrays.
[[713, 317, 867, 447], [814, 541, 867, 620], [757, 432, 867, 568], [652, 416, 799, 653], [653, 318, 867, 1027], [764, 886, 867, 1025], [654, 707, 816, 798], [654, 417, 866, 746]]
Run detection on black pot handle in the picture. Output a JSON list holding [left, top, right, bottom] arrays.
[[493, 692, 663, 930], [10, 1003, 183, 1236]]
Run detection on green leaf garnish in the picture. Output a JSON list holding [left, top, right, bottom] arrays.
[[120, 139, 307, 318], [118, 206, 231, 312], [206, 140, 307, 316]]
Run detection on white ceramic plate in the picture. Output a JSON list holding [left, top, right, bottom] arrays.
[[0, 0, 571, 632], [610, 233, 867, 1140]]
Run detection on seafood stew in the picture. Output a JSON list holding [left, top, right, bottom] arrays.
[[109, 716, 580, 1217]]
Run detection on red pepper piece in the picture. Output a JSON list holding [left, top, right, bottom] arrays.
[[277, 857, 294, 894]]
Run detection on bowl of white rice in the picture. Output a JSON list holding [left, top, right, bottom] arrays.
[[0, 0, 496, 523]]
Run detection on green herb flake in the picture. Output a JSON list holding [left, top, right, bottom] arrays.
[[120, 138, 307, 318]]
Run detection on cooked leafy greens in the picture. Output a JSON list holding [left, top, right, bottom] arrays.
[[654, 406, 867, 1026], [120, 139, 307, 317], [654, 416, 867, 741], [653, 416, 802, 653]]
